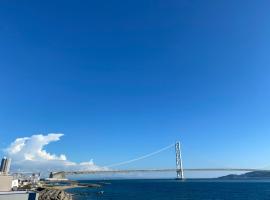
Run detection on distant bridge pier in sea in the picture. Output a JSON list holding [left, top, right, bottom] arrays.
[[175, 141, 184, 180]]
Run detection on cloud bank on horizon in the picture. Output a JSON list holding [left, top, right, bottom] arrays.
[[4, 133, 105, 173]]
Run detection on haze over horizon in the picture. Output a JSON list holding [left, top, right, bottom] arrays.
[[1, 0, 270, 176]]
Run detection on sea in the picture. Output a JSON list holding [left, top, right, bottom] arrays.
[[66, 179, 270, 200]]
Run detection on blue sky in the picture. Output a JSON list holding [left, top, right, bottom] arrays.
[[1, 0, 270, 174]]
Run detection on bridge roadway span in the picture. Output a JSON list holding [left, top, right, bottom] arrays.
[[57, 168, 270, 175]]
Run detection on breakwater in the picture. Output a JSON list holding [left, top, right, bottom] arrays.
[[38, 189, 72, 200]]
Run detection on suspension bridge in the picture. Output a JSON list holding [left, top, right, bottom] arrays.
[[50, 141, 270, 180]]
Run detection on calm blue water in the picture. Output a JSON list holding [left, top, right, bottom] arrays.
[[67, 179, 270, 200]]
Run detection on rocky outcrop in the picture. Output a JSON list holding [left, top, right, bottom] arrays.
[[38, 189, 72, 200], [78, 183, 102, 188]]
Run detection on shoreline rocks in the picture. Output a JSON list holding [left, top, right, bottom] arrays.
[[38, 189, 72, 200]]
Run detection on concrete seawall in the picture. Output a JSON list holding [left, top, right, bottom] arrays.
[[0, 189, 72, 200], [0, 191, 38, 200]]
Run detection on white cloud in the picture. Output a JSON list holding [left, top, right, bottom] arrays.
[[4, 133, 105, 174]]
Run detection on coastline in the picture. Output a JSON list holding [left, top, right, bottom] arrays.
[[38, 182, 102, 199]]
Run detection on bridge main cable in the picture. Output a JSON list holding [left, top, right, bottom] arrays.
[[105, 143, 175, 168]]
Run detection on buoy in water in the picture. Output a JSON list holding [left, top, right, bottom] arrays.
[[97, 191, 104, 195]]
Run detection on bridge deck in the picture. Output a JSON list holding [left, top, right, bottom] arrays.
[[52, 168, 270, 175]]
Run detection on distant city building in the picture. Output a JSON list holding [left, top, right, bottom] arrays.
[[0, 157, 11, 175], [0, 157, 17, 192]]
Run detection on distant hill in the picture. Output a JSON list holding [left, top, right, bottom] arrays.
[[219, 171, 270, 179]]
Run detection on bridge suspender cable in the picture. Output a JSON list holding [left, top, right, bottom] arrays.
[[105, 143, 175, 168]]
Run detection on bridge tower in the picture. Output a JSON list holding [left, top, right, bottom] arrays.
[[175, 141, 184, 180]]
